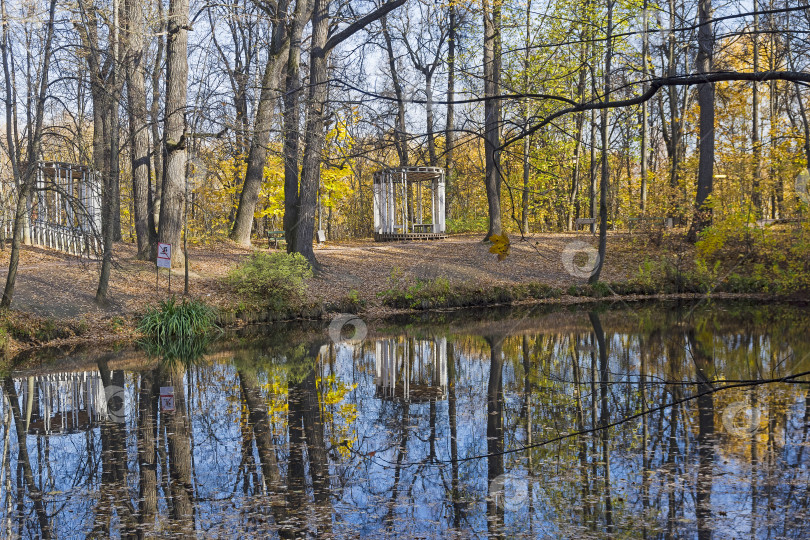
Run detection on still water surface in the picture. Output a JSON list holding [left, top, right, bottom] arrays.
[[2, 301, 810, 538]]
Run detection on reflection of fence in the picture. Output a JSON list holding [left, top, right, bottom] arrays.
[[1, 161, 102, 257], [375, 336, 448, 402], [13, 371, 112, 436]]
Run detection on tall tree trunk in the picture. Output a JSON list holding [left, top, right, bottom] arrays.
[[640, 0, 649, 214], [293, 0, 331, 264], [283, 8, 306, 250], [688, 0, 715, 242], [126, 0, 155, 258], [157, 0, 190, 266], [231, 1, 296, 246], [568, 41, 588, 230], [382, 16, 408, 167], [445, 4, 456, 221], [230, 58, 281, 245], [589, 109, 597, 233], [590, 0, 612, 284], [289, 0, 405, 262], [752, 7, 762, 219], [426, 71, 437, 165], [150, 0, 164, 229], [96, 92, 119, 304], [522, 0, 532, 234], [666, 0, 681, 216], [483, 0, 502, 241]]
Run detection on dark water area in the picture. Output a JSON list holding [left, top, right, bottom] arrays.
[[2, 300, 810, 538]]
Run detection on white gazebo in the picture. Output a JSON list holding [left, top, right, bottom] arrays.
[[27, 161, 101, 257], [372, 166, 447, 241]]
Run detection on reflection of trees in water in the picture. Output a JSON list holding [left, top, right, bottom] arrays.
[[3, 309, 810, 536]]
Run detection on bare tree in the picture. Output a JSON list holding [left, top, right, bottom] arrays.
[[289, 0, 406, 265], [0, 0, 59, 308]]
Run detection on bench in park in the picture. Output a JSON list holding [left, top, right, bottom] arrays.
[[267, 230, 285, 249], [574, 218, 596, 229]]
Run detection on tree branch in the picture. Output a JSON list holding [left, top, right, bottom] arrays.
[[500, 71, 810, 150], [321, 0, 406, 55]]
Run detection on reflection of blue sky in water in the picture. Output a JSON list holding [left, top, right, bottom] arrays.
[[3, 304, 810, 538]]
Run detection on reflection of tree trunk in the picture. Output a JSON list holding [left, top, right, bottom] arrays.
[[588, 313, 612, 533], [2, 377, 52, 538], [287, 374, 308, 538], [304, 369, 330, 504], [165, 367, 194, 534], [640, 338, 650, 536], [688, 330, 715, 540], [521, 335, 534, 535], [447, 343, 461, 529], [485, 336, 504, 538], [238, 367, 298, 536], [96, 360, 136, 535], [572, 334, 591, 523], [384, 401, 410, 533], [750, 392, 758, 539], [137, 369, 158, 536]]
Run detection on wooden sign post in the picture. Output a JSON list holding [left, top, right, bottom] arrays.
[[157, 243, 172, 294]]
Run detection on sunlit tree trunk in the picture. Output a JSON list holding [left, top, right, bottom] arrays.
[[445, 4, 456, 220], [590, 0, 613, 284], [157, 0, 190, 265], [752, 7, 762, 219], [483, 0, 502, 241], [230, 3, 290, 246], [126, 0, 156, 258], [688, 0, 715, 242]]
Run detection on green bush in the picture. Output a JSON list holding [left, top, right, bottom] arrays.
[[228, 252, 313, 310], [138, 296, 219, 341], [327, 289, 366, 313]]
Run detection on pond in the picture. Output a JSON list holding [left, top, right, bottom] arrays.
[[2, 300, 810, 538]]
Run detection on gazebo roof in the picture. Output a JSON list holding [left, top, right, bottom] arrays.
[[373, 166, 444, 184]]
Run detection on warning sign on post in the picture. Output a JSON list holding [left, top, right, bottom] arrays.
[[160, 386, 175, 412], [157, 243, 172, 268]]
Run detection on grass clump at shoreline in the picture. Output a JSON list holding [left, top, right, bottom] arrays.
[[138, 296, 219, 341]]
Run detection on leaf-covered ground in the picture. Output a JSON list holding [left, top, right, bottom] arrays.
[[0, 232, 657, 326]]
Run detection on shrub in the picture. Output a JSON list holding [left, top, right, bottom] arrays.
[[228, 252, 313, 311], [138, 296, 219, 341]]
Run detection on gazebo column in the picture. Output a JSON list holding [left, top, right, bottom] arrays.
[[387, 172, 395, 234], [434, 172, 446, 233], [401, 170, 408, 233], [372, 174, 381, 235]]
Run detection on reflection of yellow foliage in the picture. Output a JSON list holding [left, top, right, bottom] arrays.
[[317, 373, 358, 459], [262, 379, 289, 424]]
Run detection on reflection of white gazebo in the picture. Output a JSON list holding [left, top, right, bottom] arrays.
[[375, 336, 448, 402], [372, 166, 447, 241], [13, 371, 113, 436]]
